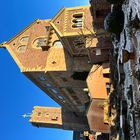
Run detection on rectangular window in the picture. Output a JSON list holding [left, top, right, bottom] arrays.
[[106, 83, 111, 94], [96, 48, 101, 55]]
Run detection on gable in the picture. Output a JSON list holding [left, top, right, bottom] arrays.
[[4, 20, 51, 72], [50, 8, 66, 37], [51, 6, 94, 37], [5, 20, 36, 71]]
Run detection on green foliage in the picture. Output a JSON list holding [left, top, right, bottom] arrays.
[[104, 9, 124, 35]]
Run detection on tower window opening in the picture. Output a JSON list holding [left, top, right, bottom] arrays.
[[72, 13, 83, 28], [72, 19, 82, 23], [73, 13, 83, 18], [72, 23, 82, 28]]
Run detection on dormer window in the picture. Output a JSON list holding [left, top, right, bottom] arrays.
[[72, 13, 83, 28]]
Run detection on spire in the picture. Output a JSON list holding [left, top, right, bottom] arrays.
[[22, 113, 31, 118]]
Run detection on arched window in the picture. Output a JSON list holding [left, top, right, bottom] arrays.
[[20, 36, 29, 42], [44, 83, 52, 88], [38, 75, 47, 81], [72, 18, 82, 23], [53, 40, 63, 48], [58, 95, 64, 100], [72, 23, 82, 28], [33, 37, 47, 49], [72, 13, 83, 28], [51, 88, 59, 94], [17, 45, 27, 53], [73, 13, 83, 18]]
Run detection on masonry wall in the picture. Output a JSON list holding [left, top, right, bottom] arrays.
[[7, 20, 50, 71], [30, 106, 89, 131]]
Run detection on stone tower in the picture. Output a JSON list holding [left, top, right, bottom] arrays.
[[30, 106, 89, 131]]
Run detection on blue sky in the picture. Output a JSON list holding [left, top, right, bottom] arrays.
[[0, 0, 89, 140]]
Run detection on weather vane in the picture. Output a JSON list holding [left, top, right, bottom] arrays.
[[22, 113, 31, 118]]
